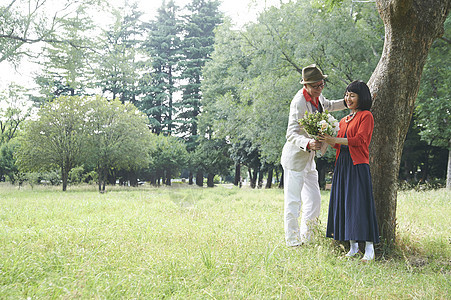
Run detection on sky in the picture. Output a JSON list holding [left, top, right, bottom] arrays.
[[0, 0, 284, 90]]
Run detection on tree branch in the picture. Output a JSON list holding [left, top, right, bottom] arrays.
[[0, 34, 94, 49]]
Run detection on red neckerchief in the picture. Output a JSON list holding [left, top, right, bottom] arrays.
[[303, 88, 319, 110]]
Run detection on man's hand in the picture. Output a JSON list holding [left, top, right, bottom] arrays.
[[308, 140, 322, 150]]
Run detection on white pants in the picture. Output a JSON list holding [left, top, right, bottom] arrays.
[[283, 160, 321, 246]]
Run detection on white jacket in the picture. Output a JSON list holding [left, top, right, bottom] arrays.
[[280, 89, 346, 171]]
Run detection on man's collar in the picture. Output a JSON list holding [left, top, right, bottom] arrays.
[[303, 88, 319, 109]]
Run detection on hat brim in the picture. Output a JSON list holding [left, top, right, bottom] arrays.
[[300, 75, 328, 84]]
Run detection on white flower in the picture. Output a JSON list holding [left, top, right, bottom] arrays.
[[319, 120, 329, 132], [327, 114, 336, 123]]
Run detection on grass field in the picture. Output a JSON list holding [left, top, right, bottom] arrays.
[[0, 183, 449, 299]]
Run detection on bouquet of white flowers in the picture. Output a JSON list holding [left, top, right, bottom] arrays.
[[298, 110, 339, 139]]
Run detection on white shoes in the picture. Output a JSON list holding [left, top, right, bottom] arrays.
[[345, 241, 375, 262], [361, 252, 375, 262], [345, 250, 360, 257]]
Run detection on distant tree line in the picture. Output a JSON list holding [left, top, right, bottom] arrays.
[[0, 0, 449, 191]]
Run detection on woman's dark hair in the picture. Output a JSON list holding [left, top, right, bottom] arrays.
[[343, 80, 372, 111]]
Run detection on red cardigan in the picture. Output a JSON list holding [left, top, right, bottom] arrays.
[[334, 110, 374, 165]]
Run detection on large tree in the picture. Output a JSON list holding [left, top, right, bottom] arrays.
[[95, 3, 143, 104], [178, 0, 222, 142], [34, 5, 95, 102], [140, 0, 181, 135], [367, 0, 450, 245], [16, 96, 90, 191], [145, 134, 188, 186], [84, 96, 151, 192], [193, 137, 233, 187]]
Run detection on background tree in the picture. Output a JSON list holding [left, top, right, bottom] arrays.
[[96, 3, 143, 104], [0, 83, 31, 143], [178, 0, 222, 141], [140, 0, 181, 135], [193, 137, 233, 187], [84, 96, 151, 192], [0, 140, 19, 183], [414, 16, 450, 188], [399, 120, 429, 182], [34, 5, 95, 102], [15, 96, 90, 191], [145, 134, 188, 186], [0, 0, 70, 64]]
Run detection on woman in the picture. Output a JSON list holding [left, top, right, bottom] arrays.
[[319, 80, 380, 262]]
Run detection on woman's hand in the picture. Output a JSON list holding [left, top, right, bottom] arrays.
[[318, 134, 349, 146], [318, 134, 335, 147]]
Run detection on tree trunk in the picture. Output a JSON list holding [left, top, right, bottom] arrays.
[[129, 171, 138, 187], [234, 163, 240, 186], [189, 171, 194, 185], [150, 175, 156, 186], [102, 171, 107, 192], [257, 169, 263, 189], [278, 167, 284, 189], [249, 168, 258, 189], [61, 166, 68, 192], [166, 170, 171, 186], [98, 170, 102, 192], [369, 0, 449, 246], [266, 166, 273, 189], [447, 141, 451, 189], [108, 169, 116, 185], [207, 173, 214, 187], [196, 172, 203, 187], [420, 148, 431, 182]]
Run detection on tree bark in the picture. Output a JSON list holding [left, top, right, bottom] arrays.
[[257, 169, 263, 189], [369, 0, 449, 246], [207, 173, 215, 187], [234, 163, 240, 186], [266, 166, 273, 189], [278, 167, 284, 189], [420, 148, 431, 182], [249, 168, 258, 189], [189, 171, 194, 185], [61, 166, 68, 192], [165, 170, 171, 186], [447, 141, 451, 189], [196, 172, 203, 187], [98, 169, 102, 192]]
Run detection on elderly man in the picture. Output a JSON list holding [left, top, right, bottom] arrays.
[[280, 64, 346, 247]]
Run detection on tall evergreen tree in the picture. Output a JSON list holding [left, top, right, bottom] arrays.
[[140, 0, 181, 135], [96, 3, 143, 104], [178, 0, 222, 144]]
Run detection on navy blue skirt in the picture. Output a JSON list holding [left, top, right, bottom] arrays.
[[326, 146, 380, 243]]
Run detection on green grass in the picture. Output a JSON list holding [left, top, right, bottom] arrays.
[[0, 184, 449, 299]]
